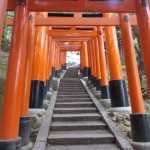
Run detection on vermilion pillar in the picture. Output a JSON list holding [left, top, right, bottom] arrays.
[[0, 1, 28, 149], [51, 41, 56, 78], [136, 1, 150, 98], [46, 36, 52, 90], [120, 12, 150, 142], [104, 13, 129, 108], [55, 45, 60, 77], [0, 0, 8, 46], [82, 42, 89, 78], [63, 51, 67, 70], [87, 42, 92, 81], [91, 39, 97, 87], [43, 30, 49, 98], [80, 48, 83, 73], [98, 27, 110, 99], [19, 12, 36, 146], [30, 12, 47, 108], [94, 37, 101, 91]]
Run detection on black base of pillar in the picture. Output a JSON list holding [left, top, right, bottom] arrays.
[[88, 67, 91, 80], [63, 63, 67, 70], [80, 69, 83, 74], [49, 75, 52, 87], [130, 113, 150, 142], [29, 80, 44, 108], [46, 79, 50, 91], [0, 137, 21, 150], [52, 67, 56, 78], [43, 86, 47, 99], [19, 116, 31, 146], [93, 76, 97, 87], [56, 70, 61, 78], [96, 79, 101, 91], [101, 85, 110, 99], [109, 80, 129, 107], [91, 75, 94, 85], [83, 67, 89, 77]]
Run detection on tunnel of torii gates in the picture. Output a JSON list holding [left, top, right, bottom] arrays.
[[1, 0, 150, 149]]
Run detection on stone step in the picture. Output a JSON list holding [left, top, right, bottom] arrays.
[[57, 95, 90, 98], [55, 102, 95, 108], [52, 113, 101, 121], [57, 92, 88, 95], [58, 90, 86, 92], [60, 85, 84, 87], [53, 107, 98, 114], [59, 85, 83, 87], [56, 98, 92, 103], [51, 121, 106, 131], [46, 144, 120, 150], [48, 130, 115, 145], [58, 89, 85, 92]]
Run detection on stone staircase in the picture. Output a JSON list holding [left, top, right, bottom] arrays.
[[46, 67, 121, 150]]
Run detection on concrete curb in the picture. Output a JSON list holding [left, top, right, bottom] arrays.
[[109, 107, 131, 113]]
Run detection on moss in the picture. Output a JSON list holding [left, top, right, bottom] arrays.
[[30, 116, 38, 128]]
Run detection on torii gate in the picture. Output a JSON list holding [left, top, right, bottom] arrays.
[[0, 0, 150, 149]]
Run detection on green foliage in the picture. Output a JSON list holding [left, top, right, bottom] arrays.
[[1, 12, 14, 51]]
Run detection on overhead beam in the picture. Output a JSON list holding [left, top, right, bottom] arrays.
[[7, 0, 136, 12], [57, 41, 81, 45], [6, 15, 137, 26], [53, 37, 91, 42], [48, 30, 98, 37], [60, 47, 81, 52]]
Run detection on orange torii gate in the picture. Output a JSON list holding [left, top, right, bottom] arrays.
[[0, 0, 150, 149]]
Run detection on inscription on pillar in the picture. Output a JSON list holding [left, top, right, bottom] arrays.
[[16, 0, 27, 6], [123, 15, 129, 23], [140, 0, 149, 7], [28, 15, 34, 23], [99, 31, 102, 35]]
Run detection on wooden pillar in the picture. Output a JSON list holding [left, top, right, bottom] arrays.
[[19, 12, 36, 146], [30, 12, 47, 108], [80, 48, 83, 73], [46, 36, 52, 90], [120, 12, 150, 143], [51, 41, 56, 78], [88, 41, 94, 83], [94, 37, 101, 91], [87, 42, 92, 80], [136, 1, 150, 98], [43, 29, 49, 99], [0, 0, 8, 46], [91, 38, 97, 87], [98, 27, 110, 99], [0, 1, 28, 149], [104, 13, 129, 108], [82, 42, 89, 78]]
